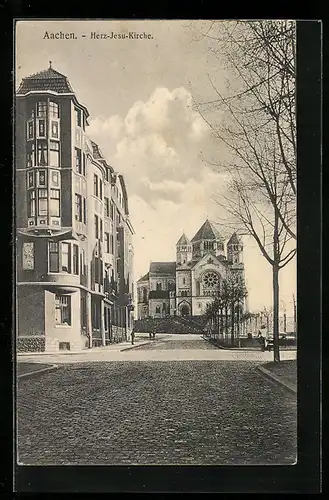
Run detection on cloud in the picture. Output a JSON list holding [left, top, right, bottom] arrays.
[[88, 85, 213, 206]]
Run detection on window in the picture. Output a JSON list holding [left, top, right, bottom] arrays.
[[38, 189, 48, 216], [156, 282, 162, 291], [50, 189, 60, 217], [49, 241, 59, 272], [38, 170, 46, 186], [94, 215, 99, 239], [93, 174, 98, 197], [105, 197, 110, 217], [38, 119, 46, 137], [110, 201, 114, 220], [110, 234, 114, 254], [105, 232, 110, 253], [27, 144, 35, 168], [37, 142, 48, 166], [37, 101, 47, 117], [61, 243, 71, 272], [75, 194, 82, 221], [100, 219, 103, 242], [49, 141, 59, 167], [27, 171, 34, 188], [80, 248, 86, 275], [75, 108, 82, 127], [73, 244, 79, 275], [74, 148, 82, 174], [28, 190, 36, 217], [55, 295, 71, 325], [99, 180, 103, 200], [83, 198, 87, 224], [51, 121, 59, 139], [51, 170, 59, 186], [82, 153, 86, 176], [49, 101, 59, 119], [22, 242, 34, 270], [183, 278, 186, 284], [27, 121, 34, 140], [156, 306, 160, 314]]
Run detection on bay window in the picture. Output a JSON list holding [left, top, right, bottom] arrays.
[[93, 174, 98, 197], [27, 120, 34, 140], [75, 148, 82, 174], [75, 108, 82, 127], [50, 189, 60, 217], [27, 143, 35, 168], [49, 141, 59, 167], [38, 119, 46, 137], [37, 101, 47, 117], [61, 243, 71, 272], [38, 170, 46, 186], [37, 141, 48, 166], [73, 244, 79, 275], [27, 171, 34, 188], [37, 189, 48, 216], [49, 101, 59, 119], [51, 121, 59, 139], [49, 241, 59, 272], [28, 190, 36, 217], [75, 194, 82, 221]]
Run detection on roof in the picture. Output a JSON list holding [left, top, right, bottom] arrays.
[[191, 219, 222, 242], [149, 262, 176, 275], [137, 272, 149, 283], [227, 232, 242, 245], [16, 64, 74, 94], [176, 233, 191, 246], [90, 140, 104, 160]]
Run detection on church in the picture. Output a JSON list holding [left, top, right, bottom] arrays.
[[137, 220, 245, 319]]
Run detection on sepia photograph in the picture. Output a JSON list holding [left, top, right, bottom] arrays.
[[15, 19, 297, 467]]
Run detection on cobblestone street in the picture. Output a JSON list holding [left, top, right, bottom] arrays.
[[17, 335, 297, 466]]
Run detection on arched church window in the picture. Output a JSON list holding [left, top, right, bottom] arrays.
[[156, 306, 160, 314], [156, 282, 162, 291], [203, 272, 219, 288], [183, 277, 186, 284]]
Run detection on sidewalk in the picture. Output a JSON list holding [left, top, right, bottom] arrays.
[[257, 359, 297, 394]]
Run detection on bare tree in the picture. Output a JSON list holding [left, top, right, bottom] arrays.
[[190, 20, 296, 363]]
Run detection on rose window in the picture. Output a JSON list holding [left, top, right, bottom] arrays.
[[203, 272, 219, 288]]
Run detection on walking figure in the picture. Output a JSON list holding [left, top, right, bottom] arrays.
[[152, 332, 156, 340], [149, 332, 152, 340], [258, 332, 266, 352]]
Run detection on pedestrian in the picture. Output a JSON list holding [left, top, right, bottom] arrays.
[[131, 329, 135, 345], [258, 332, 266, 352], [149, 332, 152, 340], [153, 332, 156, 340]]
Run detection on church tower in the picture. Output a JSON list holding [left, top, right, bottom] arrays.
[[176, 233, 192, 268], [191, 219, 225, 259], [227, 232, 244, 266]]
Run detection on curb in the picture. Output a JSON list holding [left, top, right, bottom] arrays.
[[17, 363, 59, 380], [120, 340, 154, 352], [256, 365, 297, 394]]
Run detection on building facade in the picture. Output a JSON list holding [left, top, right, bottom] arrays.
[[137, 220, 245, 319], [16, 64, 134, 352]]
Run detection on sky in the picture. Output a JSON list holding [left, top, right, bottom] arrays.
[[15, 20, 296, 314]]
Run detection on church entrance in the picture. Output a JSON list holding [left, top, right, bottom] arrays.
[[181, 304, 189, 317]]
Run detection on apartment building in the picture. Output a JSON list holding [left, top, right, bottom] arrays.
[[15, 63, 134, 352]]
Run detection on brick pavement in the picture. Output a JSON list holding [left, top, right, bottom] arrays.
[[17, 359, 297, 466]]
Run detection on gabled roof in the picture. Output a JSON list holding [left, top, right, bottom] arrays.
[[149, 262, 176, 275], [176, 233, 190, 246], [191, 219, 222, 242], [137, 272, 149, 283], [227, 232, 242, 245], [90, 140, 104, 160], [190, 252, 228, 269], [17, 65, 74, 94]]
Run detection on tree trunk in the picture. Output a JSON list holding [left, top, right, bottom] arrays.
[[273, 208, 281, 362], [231, 302, 235, 347]]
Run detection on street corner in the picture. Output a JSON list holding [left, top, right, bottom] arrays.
[[17, 362, 59, 380]]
